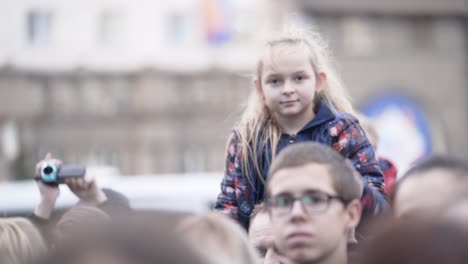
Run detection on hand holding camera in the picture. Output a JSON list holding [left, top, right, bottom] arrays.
[[36, 162, 86, 184], [34, 153, 62, 219], [33, 153, 107, 219]]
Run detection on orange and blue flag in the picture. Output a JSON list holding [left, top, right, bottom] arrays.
[[201, 0, 232, 45]]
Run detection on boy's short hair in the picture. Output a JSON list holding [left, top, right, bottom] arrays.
[[266, 142, 363, 203]]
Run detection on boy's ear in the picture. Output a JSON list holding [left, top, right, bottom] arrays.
[[345, 199, 362, 231]]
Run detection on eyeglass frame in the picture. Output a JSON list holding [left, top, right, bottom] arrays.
[[265, 190, 349, 216]]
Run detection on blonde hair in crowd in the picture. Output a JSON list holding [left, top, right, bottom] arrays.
[[178, 213, 259, 264], [235, 27, 355, 186], [0, 217, 46, 264]]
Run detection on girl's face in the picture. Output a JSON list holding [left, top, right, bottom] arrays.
[[257, 44, 323, 122]]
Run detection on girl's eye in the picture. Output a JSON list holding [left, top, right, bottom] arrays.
[[268, 79, 280, 85], [266, 77, 283, 85], [295, 75, 305, 81]]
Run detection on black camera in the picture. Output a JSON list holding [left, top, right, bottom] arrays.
[[36, 162, 86, 184]]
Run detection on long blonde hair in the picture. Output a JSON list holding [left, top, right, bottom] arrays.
[[235, 29, 355, 186], [0, 217, 46, 264]]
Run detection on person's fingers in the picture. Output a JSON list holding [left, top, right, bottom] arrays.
[[69, 178, 86, 191], [36, 179, 44, 188], [74, 178, 82, 189], [49, 159, 63, 167], [84, 173, 95, 184], [64, 178, 72, 186], [79, 178, 89, 189], [67, 178, 77, 190], [35, 162, 41, 177], [73, 178, 84, 186], [45, 153, 52, 160]]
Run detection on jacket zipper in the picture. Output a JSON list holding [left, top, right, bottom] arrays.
[[289, 134, 296, 144]]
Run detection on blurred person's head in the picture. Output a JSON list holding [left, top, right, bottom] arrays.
[[53, 205, 111, 243], [249, 203, 291, 264], [358, 217, 468, 264], [443, 198, 468, 230], [37, 212, 210, 264], [0, 217, 46, 264], [392, 156, 468, 218], [265, 142, 362, 264], [236, 28, 355, 188], [178, 212, 258, 264]]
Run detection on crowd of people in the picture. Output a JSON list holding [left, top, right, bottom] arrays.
[[1, 28, 468, 264]]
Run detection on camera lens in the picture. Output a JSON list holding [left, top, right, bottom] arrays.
[[43, 166, 53, 175]]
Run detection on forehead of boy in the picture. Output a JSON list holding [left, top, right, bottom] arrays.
[[267, 163, 337, 197]]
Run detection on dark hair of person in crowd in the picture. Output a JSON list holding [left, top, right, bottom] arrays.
[[266, 142, 363, 203], [357, 217, 468, 264], [36, 211, 211, 264]]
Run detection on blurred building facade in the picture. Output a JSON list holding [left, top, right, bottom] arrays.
[[0, 0, 466, 180]]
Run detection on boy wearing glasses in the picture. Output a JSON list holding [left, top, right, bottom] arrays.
[[265, 142, 363, 264]]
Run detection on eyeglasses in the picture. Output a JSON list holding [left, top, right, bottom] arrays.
[[267, 191, 346, 216]]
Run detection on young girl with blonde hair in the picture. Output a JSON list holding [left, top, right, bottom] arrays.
[[214, 29, 388, 228]]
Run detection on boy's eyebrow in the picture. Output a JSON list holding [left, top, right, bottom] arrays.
[[273, 189, 327, 197], [273, 191, 293, 197]]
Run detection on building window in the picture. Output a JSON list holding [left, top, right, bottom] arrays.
[[82, 77, 129, 115], [166, 13, 190, 46], [98, 10, 125, 45], [108, 77, 130, 112], [26, 9, 53, 46], [342, 16, 375, 56], [87, 147, 120, 167], [411, 17, 434, 52], [53, 79, 78, 115], [231, 10, 255, 45]]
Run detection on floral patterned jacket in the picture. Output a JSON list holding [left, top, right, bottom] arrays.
[[214, 101, 389, 229]]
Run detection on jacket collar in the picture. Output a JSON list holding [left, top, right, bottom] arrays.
[[299, 100, 336, 132]]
